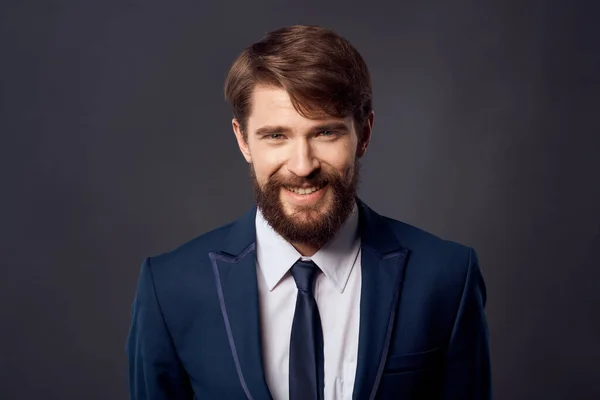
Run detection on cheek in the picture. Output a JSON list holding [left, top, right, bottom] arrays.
[[324, 138, 356, 166], [251, 155, 282, 187], [251, 163, 269, 187], [325, 150, 356, 178]]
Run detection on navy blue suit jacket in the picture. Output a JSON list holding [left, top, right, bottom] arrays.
[[126, 199, 492, 399]]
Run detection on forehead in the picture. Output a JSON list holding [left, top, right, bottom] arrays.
[[246, 85, 352, 131], [249, 85, 295, 119]]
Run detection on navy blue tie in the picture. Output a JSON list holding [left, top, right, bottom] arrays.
[[289, 259, 324, 400]]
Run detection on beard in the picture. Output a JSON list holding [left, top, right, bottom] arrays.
[[250, 159, 360, 250]]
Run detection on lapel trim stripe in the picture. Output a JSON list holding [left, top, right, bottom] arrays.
[[209, 243, 257, 400], [367, 249, 409, 400]]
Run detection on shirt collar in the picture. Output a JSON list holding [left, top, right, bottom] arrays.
[[255, 204, 360, 294]]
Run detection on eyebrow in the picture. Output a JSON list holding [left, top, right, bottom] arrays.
[[312, 122, 350, 132], [254, 121, 350, 136]]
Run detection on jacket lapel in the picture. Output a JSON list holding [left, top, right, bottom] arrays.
[[353, 200, 410, 400], [209, 207, 273, 400]]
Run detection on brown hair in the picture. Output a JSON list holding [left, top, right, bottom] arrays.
[[224, 25, 372, 138]]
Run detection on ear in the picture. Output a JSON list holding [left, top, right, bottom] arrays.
[[232, 118, 252, 163], [356, 111, 374, 157]]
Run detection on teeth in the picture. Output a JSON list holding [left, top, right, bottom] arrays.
[[287, 186, 322, 195]]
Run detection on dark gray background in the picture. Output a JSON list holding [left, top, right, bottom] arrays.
[[1, 0, 599, 399]]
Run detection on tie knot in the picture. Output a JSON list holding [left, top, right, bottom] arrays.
[[291, 260, 320, 293]]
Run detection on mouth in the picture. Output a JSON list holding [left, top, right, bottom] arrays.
[[281, 183, 328, 206], [283, 184, 326, 195]]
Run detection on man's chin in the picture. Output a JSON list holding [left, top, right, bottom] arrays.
[[281, 202, 330, 226]]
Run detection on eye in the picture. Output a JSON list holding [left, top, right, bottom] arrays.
[[264, 134, 285, 140], [318, 130, 336, 137]]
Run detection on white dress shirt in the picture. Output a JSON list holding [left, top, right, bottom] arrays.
[[255, 206, 362, 400]]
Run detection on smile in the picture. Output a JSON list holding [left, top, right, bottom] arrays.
[[284, 185, 325, 195]]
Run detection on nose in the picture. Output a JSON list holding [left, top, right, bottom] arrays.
[[286, 138, 319, 177]]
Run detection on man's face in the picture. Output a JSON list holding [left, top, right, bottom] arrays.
[[233, 85, 372, 250]]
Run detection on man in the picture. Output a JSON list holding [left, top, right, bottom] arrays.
[[126, 25, 492, 400]]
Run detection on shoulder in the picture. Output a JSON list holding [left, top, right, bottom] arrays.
[[384, 215, 472, 260], [379, 214, 476, 284], [143, 219, 237, 281]]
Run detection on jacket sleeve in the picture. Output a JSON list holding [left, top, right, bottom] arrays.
[[442, 248, 493, 399], [126, 258, 194, 399]]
